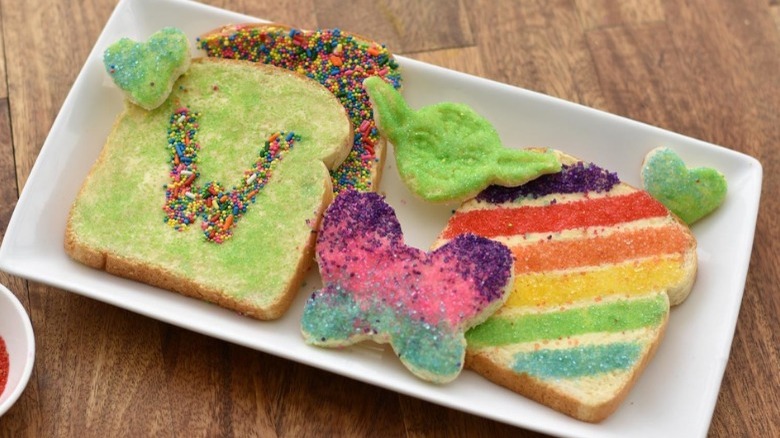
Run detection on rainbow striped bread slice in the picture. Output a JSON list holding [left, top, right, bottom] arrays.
[[434, 150, 697, 422]]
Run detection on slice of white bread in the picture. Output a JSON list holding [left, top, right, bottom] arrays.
[[434, 150, 697, 422], [65, 58, 352, 319], [198, 23, 403, 193]]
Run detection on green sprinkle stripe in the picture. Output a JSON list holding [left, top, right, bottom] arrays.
[[466, 294, 668, 348]]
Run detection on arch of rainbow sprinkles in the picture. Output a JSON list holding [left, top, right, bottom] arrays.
[[198, 24, 402, 193]]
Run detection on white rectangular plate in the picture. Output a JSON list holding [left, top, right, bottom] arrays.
[[0, 0, 762, 436]]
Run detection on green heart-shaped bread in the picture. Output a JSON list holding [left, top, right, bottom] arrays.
[[103, 27, 190, 110], [641, 146, 727, 224]]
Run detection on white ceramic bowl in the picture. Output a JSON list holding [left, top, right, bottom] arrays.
[[0, 283, 34, 417]]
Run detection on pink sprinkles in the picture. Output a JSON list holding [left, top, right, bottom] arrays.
[[163, 107, 297, 243]]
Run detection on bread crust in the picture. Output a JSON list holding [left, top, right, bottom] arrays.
[[370, 136, 388, 191], [666, 214, 698, 306], [65, 160, 334, 321], [466, 316, 669, 423]]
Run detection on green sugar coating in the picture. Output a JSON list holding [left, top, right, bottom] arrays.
[[69, 59, 351, 307], [512, 342, 643, 379], [465, 294, 669, 348], [363, 76, 561, 202], [642, 147, 727, 225], [104, 27, 191, 110]]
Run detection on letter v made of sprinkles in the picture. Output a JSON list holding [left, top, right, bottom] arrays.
[[162, 107, 297, 243]]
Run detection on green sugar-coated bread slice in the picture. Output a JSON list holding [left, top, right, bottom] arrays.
[[66, 58, 352, 320]]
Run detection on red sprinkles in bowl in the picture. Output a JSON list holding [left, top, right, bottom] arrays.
[[0, 337, 8, 395]]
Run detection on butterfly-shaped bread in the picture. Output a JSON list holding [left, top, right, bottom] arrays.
[[301, 191, 514, 383]]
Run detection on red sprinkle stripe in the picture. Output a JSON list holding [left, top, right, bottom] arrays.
[[441, 191, 669, 239]]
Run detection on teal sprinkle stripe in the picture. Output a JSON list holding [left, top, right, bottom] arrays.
[[512, 342, 643, 379]]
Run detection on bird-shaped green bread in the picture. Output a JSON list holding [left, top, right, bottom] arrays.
[[363, 76, 561, 202]]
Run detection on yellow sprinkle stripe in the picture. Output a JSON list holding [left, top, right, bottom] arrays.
[[505, 256, 687, 308]]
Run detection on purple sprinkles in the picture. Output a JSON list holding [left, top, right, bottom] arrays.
[[445, 233, 513, 301], [477, 162, 621, 204]]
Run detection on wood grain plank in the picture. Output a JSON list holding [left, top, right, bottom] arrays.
[[585, 22, 694, 133], [398, 393, 546, 438], [574, 0, 664, 30], [160, 330, 287, 436], [314, 0, 473, 54], [715, 271, 780, 436], [160, 331, 248, 436], [223, 346, 292, 437], [201, 0, 318, 29], [274, 362, 407, 436], [26, 288, 174, 435], [586, 4, 779, 151], [0, 0, 113, 190], [0, 17, 7, 99], [661, 0, 780, 151], [659, 0, 780, 376], [771, 4, 780, 30], [0, 99, 16, 242], [468, 0, 608, 111]]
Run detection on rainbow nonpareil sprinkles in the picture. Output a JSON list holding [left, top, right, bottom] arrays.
[[163, 107, 297, 243], [198, 25, 402, 193]]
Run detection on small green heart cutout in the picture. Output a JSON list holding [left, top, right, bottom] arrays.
[[642, 147, 727, 224], [103, 27, 190, 110]]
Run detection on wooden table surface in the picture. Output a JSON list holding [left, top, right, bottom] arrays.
[[1, 0, 778, 436]]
